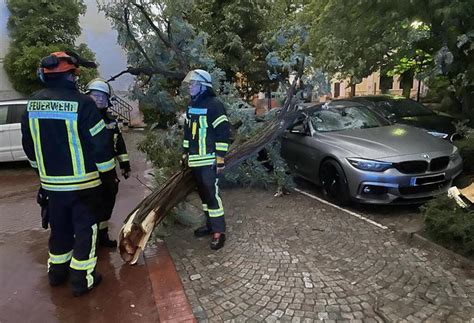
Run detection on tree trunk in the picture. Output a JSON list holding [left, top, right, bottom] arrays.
[[416, 78, 421, 102], [461, 86, 474, 119], [400, 71, 414, 98]]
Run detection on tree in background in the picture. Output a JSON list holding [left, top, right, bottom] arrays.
[[4, 0, 98, 94], [189, 0, 312, 100], [190, 0, 270, 99], [301, 0, 474, 117]]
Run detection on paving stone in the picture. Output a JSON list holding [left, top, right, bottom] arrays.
[[318, 312, 329, 320], [190, 274, 202, 281], [163, 188, 474, 322]]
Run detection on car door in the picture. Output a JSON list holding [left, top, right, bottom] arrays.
[[8, 104, 27, 160], [281, 119, 318, 181], [0, 105, 13, 161]]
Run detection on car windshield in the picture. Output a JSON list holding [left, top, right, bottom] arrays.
[[374, 99, 435, 117], [310, 105, 389, 132]]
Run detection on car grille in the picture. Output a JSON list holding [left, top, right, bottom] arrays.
[[394, 161, 428, 174], [399, 180, 450, 195], [430, 156, 449, 172]]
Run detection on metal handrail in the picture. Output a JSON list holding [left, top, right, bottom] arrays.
[[110, 95, 132, 125]]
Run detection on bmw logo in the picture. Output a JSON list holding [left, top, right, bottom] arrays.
[[422, 153, 430, 159]]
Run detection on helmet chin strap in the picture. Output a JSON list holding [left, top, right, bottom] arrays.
[[191, 84, 206, 99]]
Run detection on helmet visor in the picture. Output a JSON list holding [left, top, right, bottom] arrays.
[[183, 70, 212, 87]]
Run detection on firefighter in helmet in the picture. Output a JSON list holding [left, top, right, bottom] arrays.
[[85, 78, 131, 248], [21, 51, 116, 296], [182, 69, 230, 250]]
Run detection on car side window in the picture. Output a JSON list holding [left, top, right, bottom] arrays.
[[0, 106, 8, 125], [8, 104, 27, 123], [290, 121, 309, 135]]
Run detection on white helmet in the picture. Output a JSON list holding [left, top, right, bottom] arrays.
[[86, 78, 114, 97], [183, 69, 213, 88]]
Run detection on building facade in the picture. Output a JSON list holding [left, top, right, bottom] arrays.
[[329, 71, 427, 100]]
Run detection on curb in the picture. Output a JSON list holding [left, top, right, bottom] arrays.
[[144, 241, 196, 322], [395, 230, 474, 268]]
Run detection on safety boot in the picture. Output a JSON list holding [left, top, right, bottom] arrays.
[[194, 225, 213, 237], [210, 233, 226, 250], [98, 229, 117, 248], [48, 266, 69, 287], [72, 273, 102, 297]]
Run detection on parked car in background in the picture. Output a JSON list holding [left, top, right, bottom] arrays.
[[348, 95, 459, 140], [0, 99, 27, 162], [281, 101, 463, 205]]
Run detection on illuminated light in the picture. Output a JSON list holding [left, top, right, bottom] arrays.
[[392, 128, 407, 136], [411, 20, 423, 28], [347, 158, 393, 172]]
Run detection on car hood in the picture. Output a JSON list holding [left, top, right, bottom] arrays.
[[319, 125, 454, 159], [396, 114, 457, 135]]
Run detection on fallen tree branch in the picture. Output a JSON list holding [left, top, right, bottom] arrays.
[[107, 6, 186, 84], [107, 66, 185, 82], [123, 7, 154, 68], [130, 1, 189, 73], [119, 58, 306, 264]]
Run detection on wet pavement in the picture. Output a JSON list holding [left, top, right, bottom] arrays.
[[0, 130, 160, 322]]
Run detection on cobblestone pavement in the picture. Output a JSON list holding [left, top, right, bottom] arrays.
[[165, 188, 474, 322]]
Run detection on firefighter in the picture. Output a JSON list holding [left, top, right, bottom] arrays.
[[86, 78, 131, 248], [21, 51, 116, 296], [182, 69, 230, 250]]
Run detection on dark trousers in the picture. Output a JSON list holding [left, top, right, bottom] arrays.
[[98, 179, 119, 231], [191, 165, 226, 233], [47, 188, 101, 292]]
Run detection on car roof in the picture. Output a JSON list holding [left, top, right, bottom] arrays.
[[349, 95, 407, 102], [303, 100, 366, 110]]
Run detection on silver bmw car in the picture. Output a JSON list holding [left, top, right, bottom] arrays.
[[281, 101, 463, 204]]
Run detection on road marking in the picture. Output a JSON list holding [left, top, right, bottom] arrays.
[[294, 188, 389, 230]]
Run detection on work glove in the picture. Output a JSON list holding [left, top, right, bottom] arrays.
[[36, 187, 49, 230], [216, 156, 225, 175], [100, 170, 119, 196], [122, 167, 131, 179]]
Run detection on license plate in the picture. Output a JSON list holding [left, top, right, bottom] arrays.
[[410, 173, 445, 186]]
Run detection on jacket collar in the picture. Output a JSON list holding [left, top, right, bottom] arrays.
[[45, 79, 78, 90], [190, 89, 211, 106]]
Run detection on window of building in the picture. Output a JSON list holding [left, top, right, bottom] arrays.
[[334, 82, 341, 97]]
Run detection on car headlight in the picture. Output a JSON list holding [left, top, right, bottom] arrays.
[[347, 158, 393, 172], [450, 146, 461, 161], [427, 131, 448, 139]]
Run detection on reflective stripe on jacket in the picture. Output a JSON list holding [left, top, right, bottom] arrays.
[[183, 92, 230, 167], [21, 80, 115, 191]]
